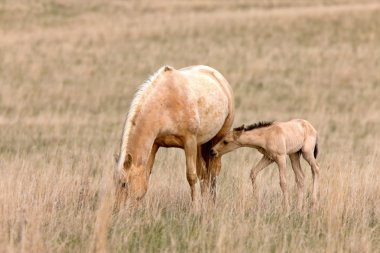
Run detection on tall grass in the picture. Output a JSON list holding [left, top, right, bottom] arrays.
[[0, 1, 379, 252]]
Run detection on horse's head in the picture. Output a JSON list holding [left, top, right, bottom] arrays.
[[114, 153, 148, 207], [211, 125, 245, 157]]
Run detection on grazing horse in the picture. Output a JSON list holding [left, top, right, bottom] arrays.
[[211, 119, 320, 211], [115, 65, 234, 207]]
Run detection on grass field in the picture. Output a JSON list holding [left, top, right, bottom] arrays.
[[1, 1, 379, 252]]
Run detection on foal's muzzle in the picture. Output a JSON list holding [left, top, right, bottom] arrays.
[[210, 148, 218, 157]]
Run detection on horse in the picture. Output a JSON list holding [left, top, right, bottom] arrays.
[[210, 119, 320, 211], [114, 65, 234, 207]]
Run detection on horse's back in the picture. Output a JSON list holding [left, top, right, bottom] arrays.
[[168, 66, 233, 144]]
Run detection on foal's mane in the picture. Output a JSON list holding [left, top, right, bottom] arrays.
[[117, 65, 172, 172], [234, 121, 273, 131]]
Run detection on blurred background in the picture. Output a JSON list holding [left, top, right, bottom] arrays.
[[0, 1, 379, 252]]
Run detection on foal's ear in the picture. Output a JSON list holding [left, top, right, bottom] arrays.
[[114, 153, 119, 163], [124, 153, 133, 169], [233, 124, 245, 139]]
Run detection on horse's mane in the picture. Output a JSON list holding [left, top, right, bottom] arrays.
[[233, 121, 273, 132], [117, 66, 171, 172]]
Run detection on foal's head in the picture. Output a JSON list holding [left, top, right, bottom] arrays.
[[211, 125, 245, 157]]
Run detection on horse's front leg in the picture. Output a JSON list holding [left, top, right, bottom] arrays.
[[184, 136, 198, 204], [147, 144, 159, 176]]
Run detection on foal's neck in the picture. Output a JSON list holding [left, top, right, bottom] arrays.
[[238, 129, 266, 148]]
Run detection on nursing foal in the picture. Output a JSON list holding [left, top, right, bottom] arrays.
[[211, 119, 320, 211]]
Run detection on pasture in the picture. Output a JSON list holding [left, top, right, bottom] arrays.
[[0, 1, 379, 252]]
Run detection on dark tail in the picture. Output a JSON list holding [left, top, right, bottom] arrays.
[[314, 139, 318, 159]]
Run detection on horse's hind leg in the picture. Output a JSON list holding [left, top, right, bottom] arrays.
[[302, 138, 320, 207], [184, 136, 199, 204], [198, 140, 220, 202], [289, 152, 305, 210], [196, 144, 209, 197], [209, 156, 221, 202]]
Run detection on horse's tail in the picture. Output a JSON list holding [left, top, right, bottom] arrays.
[[314, 137, 318, 159]]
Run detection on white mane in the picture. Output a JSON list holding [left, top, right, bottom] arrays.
[[117, 66, 167, 172]]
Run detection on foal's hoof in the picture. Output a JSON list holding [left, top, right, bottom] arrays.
[[191, 201, 200, 212]]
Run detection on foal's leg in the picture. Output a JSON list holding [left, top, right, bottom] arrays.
[[289, 152, 305, 210], [184, 136, 199, 204], [302, 139, 320, 207], [250, 156, 273, 198], [275, 155, 290, 212]]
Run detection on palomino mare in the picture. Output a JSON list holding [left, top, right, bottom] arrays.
[[115, 65, 234, 207], [211, 119, 320, 212]]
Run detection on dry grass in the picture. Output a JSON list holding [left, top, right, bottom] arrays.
[[1, 1, 379, 252]]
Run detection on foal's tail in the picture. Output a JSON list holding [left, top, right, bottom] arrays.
[[314, 138, 319, 159]]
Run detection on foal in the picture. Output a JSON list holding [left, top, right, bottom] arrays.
[[211, 119, 320, 211]]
